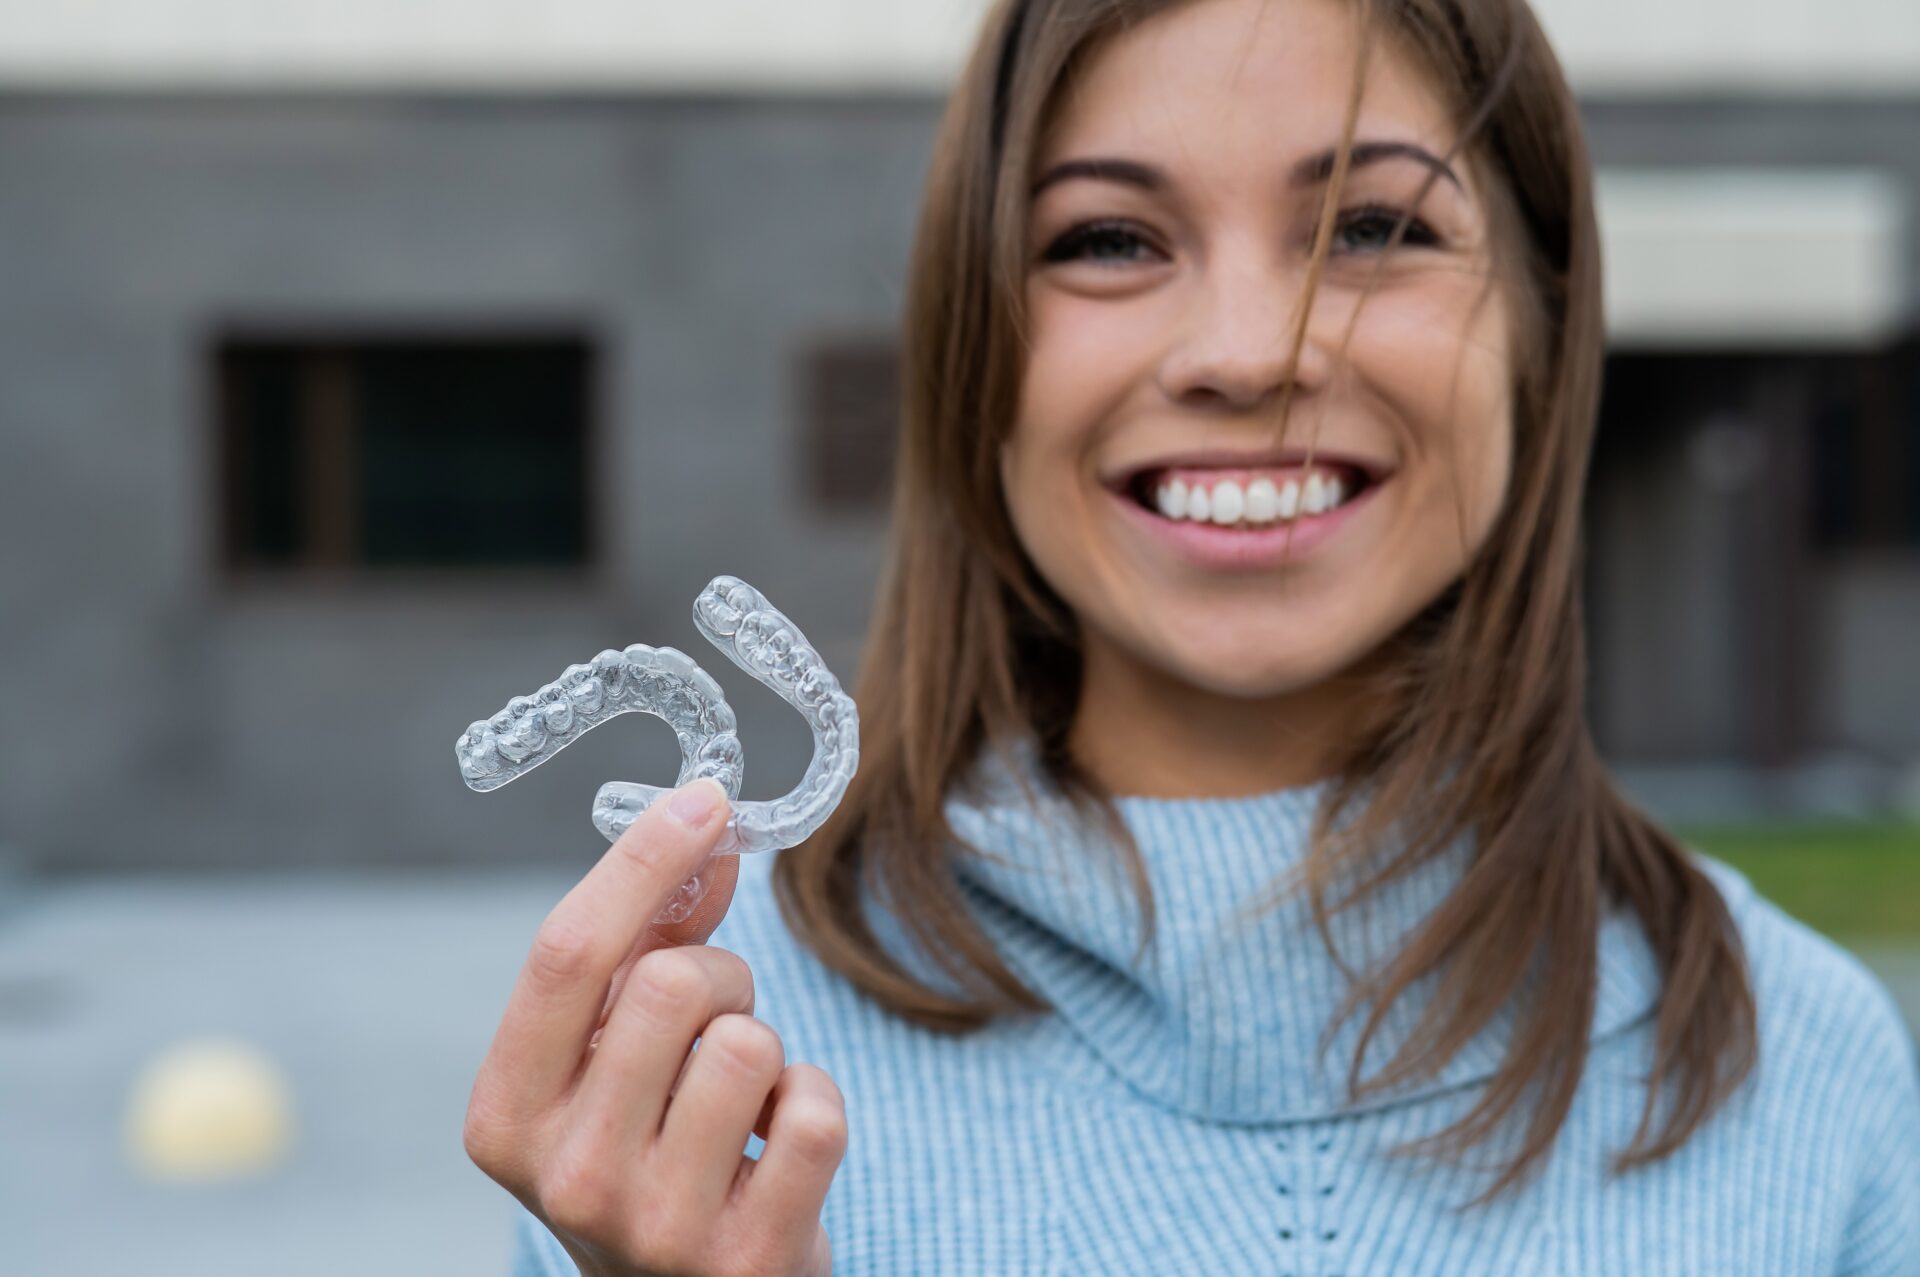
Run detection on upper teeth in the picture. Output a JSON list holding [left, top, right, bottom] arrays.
[[1151, 468, 1357, 525]]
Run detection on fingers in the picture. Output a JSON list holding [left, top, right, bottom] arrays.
[[656, 1012, 788, 1213], [469, 925, 847, 1277], [567, 945, 755, 1149], [739, 1063, 848, 1232], [593, 847, 743, 1031], [479, 778, 732, 1117]]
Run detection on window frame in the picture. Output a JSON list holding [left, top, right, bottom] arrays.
[[206, 319, 606, 592]]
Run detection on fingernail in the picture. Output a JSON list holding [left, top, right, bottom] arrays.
[[665, 777, 725, 829]]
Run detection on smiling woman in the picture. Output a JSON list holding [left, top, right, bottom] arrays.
[[1005, 0, 1519, 797], [493, 1, 1920, 1274]]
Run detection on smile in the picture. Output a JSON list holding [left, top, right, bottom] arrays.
[[1109, 462, 1386, 570], [1128, 463, 1369, 528]]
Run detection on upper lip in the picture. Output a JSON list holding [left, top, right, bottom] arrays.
[[1102, 447, 1397, 493]]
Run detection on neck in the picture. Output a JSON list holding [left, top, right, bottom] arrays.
[[1067, 632, 1370, 799]]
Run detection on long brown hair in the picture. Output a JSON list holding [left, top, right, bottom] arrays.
[[772, 0, 1757, 1208]]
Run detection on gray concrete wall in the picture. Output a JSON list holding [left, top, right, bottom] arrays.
[[1, 92, 1916, 870], [0, 94, 941, 871], [1822, 557, 1920, 754]]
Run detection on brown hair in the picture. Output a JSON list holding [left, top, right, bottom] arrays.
[[772, 0, 1757, 1208]]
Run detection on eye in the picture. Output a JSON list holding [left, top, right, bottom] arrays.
[[1328, 203, 1441, 254], [1039, 219, 1164, 267]]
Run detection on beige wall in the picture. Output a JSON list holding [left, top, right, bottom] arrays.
[[0, 0, 1914, 94]]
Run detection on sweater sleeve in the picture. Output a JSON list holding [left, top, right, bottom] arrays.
[[511, 1204, 581, 1277], [1834, 974, 1920, 1277]]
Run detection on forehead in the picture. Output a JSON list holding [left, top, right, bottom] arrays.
[[1037, 0, 1463, 188]]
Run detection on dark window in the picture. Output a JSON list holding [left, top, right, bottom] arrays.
[[216, 332, 595, 573], [1583, 337, 1919, 761], [798, 336, 900, 512], [1807, 333, 1920, 551]]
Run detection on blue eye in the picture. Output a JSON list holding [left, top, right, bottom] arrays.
[[1040, 219, 1160, 265]]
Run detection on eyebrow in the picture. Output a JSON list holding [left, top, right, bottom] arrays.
[[1028, 139, 1466, 201]]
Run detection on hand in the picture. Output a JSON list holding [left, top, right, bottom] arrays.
[[464, 777, 847, 1277]]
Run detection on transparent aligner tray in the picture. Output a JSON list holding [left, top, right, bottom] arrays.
[[454, 575, 860, 920]]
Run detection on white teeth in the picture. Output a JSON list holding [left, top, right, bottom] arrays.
[[1208, 480, 1244, 525], [1245, 478, 1279, 522], [1155, 478, 1188, 519], [1277, 478, 1300, 519], [1302, 474, 1327, 516], [1144, 468, 1362, 526]]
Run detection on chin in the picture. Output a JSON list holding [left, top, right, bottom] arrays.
[[1164, 555, 1449, 679], [1143, 634, 1356, 701], [1184, 660, 1343, 701]]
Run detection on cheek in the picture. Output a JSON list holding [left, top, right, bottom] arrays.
[[996, 406, 1083, 598], [1354, 287, 1515, 541], [1001, 295, 1137, 549], [1450, 324, 1517, 541], [1024, 259, 1195, 392], [1017, 291, 1150, 442]]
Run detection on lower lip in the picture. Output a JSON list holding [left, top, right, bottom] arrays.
[[1110, 480, 1383, 570]]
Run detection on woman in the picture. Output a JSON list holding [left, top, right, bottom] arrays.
[[465, 0, 1920, 1272]]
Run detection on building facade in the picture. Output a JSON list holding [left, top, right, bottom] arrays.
[[1, 1, 1915, 869]]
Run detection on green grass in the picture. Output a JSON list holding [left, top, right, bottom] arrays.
[[1674, 822, 1920, 943]]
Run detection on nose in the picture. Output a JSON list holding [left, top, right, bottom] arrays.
[[1154, 248, 1338, 415]]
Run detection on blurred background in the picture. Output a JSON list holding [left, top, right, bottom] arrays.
[[0, 0, 1915, 1271]]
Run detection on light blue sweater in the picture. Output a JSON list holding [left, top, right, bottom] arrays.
[[509, 736, 1920, 1274]]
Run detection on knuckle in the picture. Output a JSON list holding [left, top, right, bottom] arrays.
[[537, 1146, 619, 1239], [461, 1088, 514, 1175], [782, 1098, 850, 1166], [526, 917, 599, 988], [700, 1014, 784, 1079], [462, 1062, 544, 1187], [711, 946, 755, 1012], [625, 948, 710, 1026], [461, 1115, 501, 1175], [785, 1061, 843, 1104]]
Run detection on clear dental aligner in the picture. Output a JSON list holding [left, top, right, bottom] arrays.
[[454, 575, 860, 923]]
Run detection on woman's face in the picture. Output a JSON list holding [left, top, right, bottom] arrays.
[[1003, 0, 1513, 717]]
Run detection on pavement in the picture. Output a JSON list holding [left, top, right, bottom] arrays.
[[0, 869, 576, 1277], [1, 870, 1916, 1277]]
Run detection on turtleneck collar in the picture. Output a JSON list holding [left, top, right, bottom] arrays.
[[935, 733, 1663, 1126]]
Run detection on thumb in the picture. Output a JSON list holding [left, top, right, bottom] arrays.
[[646, 829, 741, 948]]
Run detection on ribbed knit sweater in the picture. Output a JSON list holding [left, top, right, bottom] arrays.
[[507, 736, 1920, 1275]]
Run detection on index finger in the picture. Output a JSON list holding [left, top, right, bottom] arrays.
[[481, 777, 731, 1113]]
